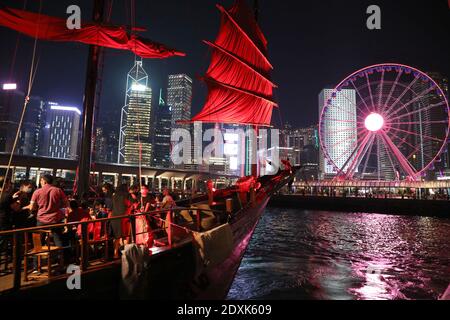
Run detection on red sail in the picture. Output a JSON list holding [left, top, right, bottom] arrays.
[[0, 7, 185, 59], [190, 0, 277, 126]]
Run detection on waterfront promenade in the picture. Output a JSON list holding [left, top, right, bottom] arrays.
[[269, 194, 450, 217]]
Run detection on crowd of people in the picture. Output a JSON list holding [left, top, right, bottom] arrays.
[[0, 174, 177, 266]]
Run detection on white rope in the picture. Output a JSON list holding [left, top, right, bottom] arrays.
[[1, 1, 42, 200]]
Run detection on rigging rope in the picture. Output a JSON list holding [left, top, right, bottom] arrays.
[[0, 0, 42, 200], [129, 0, 144, 207]]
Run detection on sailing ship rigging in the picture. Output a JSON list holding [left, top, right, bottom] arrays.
[[0, 0, 297, 300], [187, 0, 277, 126], [0, 0, 184, 196]]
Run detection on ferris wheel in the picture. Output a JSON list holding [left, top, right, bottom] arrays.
[[319, 63, 450, 181]]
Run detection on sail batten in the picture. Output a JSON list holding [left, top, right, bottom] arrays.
[[189, 0, 276, 127], [216, 4, 272, 70], [203, 76, 277, 106], [203, 40, 277, 88]]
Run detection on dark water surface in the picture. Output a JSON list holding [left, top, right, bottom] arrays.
[[227, 208, 450, 300]]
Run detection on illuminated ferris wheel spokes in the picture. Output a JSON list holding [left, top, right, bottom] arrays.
[[319, 63, 450, 181]]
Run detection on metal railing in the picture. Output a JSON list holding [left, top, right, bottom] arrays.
[[0, 206, 221, 293]]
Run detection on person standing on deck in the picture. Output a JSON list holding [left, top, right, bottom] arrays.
[[0, 177, 13, 263], [22, 175, 68, 273], [160, 188, 176, 235], [101, 183, 114, 211], [139, 184, 156, 212], [11, 181, 35, 228], [135, 185, 155, 247], [0, 177, 13, 231], [23, 175, 68, 246], [160, 188, 175, 209], [111, 184, 131, 258]]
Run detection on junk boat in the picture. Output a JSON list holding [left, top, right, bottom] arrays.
[[0, 0, 296, 299]]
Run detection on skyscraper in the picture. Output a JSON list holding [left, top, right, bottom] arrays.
[[118, 59, 153, 167], [167, 74, 193, 169], [94, 127, 108, 163], [318, 88, 357, 179], [285, 125, 318, 166], [167, 74, 192, 128], [41, 102, 81, 160], [153, 89, 172, 168], [106, 130, 119, 163], [411, 72, 448, 179], [0, 89, 45, 156]]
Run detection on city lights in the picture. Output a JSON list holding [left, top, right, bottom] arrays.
[[131, 83, 147, 92], [50, 105, 82, 115], [2, 83, 17, 90]]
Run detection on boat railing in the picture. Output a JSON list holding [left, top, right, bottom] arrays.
[[0, 206, 221, 294]]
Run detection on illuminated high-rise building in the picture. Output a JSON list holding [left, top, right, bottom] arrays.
[[167, 74, 193, 169], [118, 59, 153, 166], [41, 102, 81, 160], [94, 127, 108, 163], [318, 88, 357, 179], [167, 74, 192, 129], [153, 89, 172, 168], [0, 89, 45, 156]]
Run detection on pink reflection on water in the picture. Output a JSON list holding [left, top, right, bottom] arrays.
[[350, 260, 407, 300]]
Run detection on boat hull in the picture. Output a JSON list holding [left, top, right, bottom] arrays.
[[1, 170, 295, 300]]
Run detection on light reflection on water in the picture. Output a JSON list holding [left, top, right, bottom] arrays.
[[227, 209, 450, 300]]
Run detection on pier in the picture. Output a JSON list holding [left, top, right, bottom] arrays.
[[269, 194, 450, 217]]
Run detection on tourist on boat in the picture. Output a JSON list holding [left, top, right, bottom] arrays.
[[93, 200, 108, 219], [0, 176, 13, 230], [128, 184, 140, 212], [111, 184, 131, 258], [66, 199, 90, 223], [0, 177, 13, 261], [281, 158, 293, 173], [65, 200, 88, 245], [159, 188, 176, 233], [21, 175, 68, 272], [139, 184, 156, 212], [23, 175, 67, 245], [10, 181, 35, 228], [101, 183, 114, 211], [160, 188, 175, 209]]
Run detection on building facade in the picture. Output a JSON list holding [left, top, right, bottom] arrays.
[[118, 60, 153, 167], [0, 89, 45, 156], [41, 102, 81, 160], [167, 74, 192, 129], [153, 90, 172, 168], [167, 74, 193, 169], [318, 88, 357, 179], [94, 127, 108, 163]]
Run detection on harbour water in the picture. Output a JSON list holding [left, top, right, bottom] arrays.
[[228, 208, 450, 300]]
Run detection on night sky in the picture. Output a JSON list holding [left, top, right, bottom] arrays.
[[0, 0, 449, 131]]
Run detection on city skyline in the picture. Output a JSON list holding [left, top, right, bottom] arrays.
[[1, 0, 450, 303], [0, 0, 448, 130], [0, 0, 448, 178]]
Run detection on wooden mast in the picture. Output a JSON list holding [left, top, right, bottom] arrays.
[[76, 0, 105, 196], [251, 0, 259, 177]]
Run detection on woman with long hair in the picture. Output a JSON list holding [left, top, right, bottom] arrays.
[[110, 184, 131, 258]]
